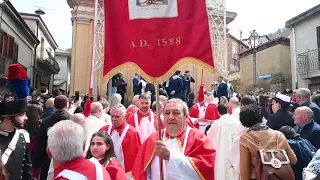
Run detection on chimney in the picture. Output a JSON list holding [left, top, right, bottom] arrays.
[[239, 30, 243, 41]]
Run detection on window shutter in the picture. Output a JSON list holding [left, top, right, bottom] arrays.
[[2, 34, 8, 56]]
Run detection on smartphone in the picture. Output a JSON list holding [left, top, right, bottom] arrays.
[[75, 91, 80, 102]]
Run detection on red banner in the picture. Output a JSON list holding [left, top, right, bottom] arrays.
[[104, 0, 214, 83]]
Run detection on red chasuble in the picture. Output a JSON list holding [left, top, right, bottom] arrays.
[[53, 157, 111, 180], [127, 111, 164, 130], [131, 127, 216, 180], [125, 105, 139, 120], [99, 158, 127, 180], [189, 103, 220, 121], [99, 122, 141, 173]]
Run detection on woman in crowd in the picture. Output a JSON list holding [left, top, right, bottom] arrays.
[[267, 94, 295, 130], [24, 103, 42, 179], [220, 96, 232, 114], [85, 131, 127, 180], [258, 94, 271, 119], [239, 104, 297, 180]]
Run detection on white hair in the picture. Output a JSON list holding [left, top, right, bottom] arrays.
[[297, 88, 311, 99], [47, 120, 84, 162], [71, 113, 86, 125], [110, 93, 122, 107], [110, 104, 126, 115], [132, 95, 140, 103]]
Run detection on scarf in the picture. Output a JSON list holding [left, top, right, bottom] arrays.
[[248, 123, 269, 131]]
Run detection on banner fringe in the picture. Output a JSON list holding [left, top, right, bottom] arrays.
[[103, 57, 215, 84]]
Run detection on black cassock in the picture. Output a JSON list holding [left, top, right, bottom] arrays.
[[0, 128, 33, 180]]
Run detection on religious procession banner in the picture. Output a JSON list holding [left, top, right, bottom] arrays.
[[104, 0, 214, 83]]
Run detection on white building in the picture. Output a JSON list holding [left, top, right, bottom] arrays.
[[20, 12, 59, 92], [0, 1, 39, 93], [54, 48, 71, 95], [286, 4, 320, 92]]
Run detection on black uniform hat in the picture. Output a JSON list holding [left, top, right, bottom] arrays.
[[2, 99, 28, 117]]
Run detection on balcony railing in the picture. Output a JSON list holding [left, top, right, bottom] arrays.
[[37, 49, 60, 74], [46, 49, 60, 73], [297, 49, 320, 77], [0, 55, 12, 76]]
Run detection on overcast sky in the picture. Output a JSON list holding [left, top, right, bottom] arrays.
[[9, 0, 320, 49]]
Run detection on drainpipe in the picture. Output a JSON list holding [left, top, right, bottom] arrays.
[[292, 27, 298, 89], [32, 20, 39, 88]]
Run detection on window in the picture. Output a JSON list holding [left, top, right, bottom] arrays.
[[40, 37, 44, 59], [232, 44, 238, 59], [317, 26, 320, 49]]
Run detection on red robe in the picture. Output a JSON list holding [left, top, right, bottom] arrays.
[[125, 104, 139, 120], [99, 122, 141, 173], [53, 157, 111, 180], [127, 111, 164, 130], [131, 127, 216, 180], [189, 103, 220, 127], [227, 104, 232, 114], [99, 158, 127, 180]]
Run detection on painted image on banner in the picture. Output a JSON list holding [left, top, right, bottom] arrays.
[[129, 0, 177, 20]]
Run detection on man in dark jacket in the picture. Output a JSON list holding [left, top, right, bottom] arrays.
[[217, 76, 228, 100], [184, 71, 195, 98], [296, 88, 320, 124], [32, 95, 71, 180], [294, 106, 320, 149], [280, 126, 317, 180], [40, 98, 55, 119], [0, 99, 33, 180], [169, 71, 183, 100]]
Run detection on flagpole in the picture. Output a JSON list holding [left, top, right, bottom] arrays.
[[155, 83, 164, 180]]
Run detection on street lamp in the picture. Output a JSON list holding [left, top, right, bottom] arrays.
[[248, 30, 260, 97], [32, 7, 45, 88], [35, 7, 45, 15]]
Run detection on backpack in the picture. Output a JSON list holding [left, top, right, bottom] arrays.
[[247, 131, 295, 180]]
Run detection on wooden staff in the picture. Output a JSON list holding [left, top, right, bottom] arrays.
[[155, 83, 164, 180]]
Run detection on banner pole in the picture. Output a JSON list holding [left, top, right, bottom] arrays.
[[155, 83, 164, 180]]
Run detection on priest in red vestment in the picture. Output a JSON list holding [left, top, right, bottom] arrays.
[[132, 98, 216, 180], [48, 120, 111, 180], [189, 85, 219, 133], [125, 95, 140, 120], [100, 104, 141, 179], [127, 93, 164, 143]]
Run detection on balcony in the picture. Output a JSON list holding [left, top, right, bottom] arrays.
[[297, 49, 320, 78], [0, 55, 12, 79], [37, 49, 60, 74]]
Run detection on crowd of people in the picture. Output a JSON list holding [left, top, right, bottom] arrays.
[[2, 68, 320, 180]]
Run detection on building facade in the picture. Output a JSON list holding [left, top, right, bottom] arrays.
[[239, 38, 292, 93], [286, 4, 320, 92], [54, 48, 71, 95], [0, 1, 39, 93], [227, 34, 248, 91], [20, 13, 60, 92]]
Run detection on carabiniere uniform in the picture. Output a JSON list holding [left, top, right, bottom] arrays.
[[0, 99, 33, 180]]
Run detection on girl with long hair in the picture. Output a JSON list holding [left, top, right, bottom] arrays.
[[24, 103, 42, 179], [86, 131, 127, 180], [258, 94, 271, 119]]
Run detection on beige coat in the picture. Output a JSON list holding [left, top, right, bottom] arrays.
[[240, 129, 297, 180]]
